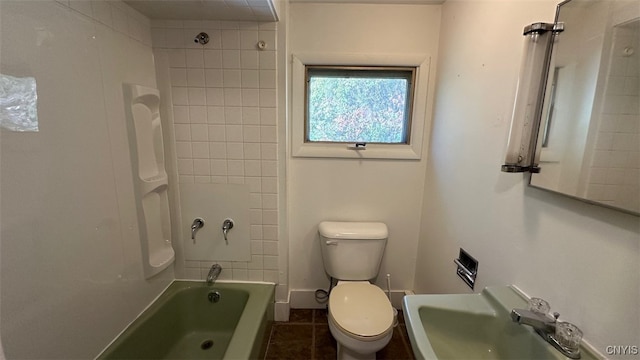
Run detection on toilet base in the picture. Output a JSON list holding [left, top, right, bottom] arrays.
[[337, 343, 376, 360], [328, 314, 392, 360]]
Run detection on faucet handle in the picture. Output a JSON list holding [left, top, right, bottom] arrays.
[[528, 297, 551, 315], [553, 312, 560, 321]]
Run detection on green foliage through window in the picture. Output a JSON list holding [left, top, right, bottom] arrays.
[[305, 66, 414, 144]]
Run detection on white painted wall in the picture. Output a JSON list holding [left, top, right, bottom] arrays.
[[415, 1, 640, 357], [287, 2, 441, 307], [0, 1, 173, 358]]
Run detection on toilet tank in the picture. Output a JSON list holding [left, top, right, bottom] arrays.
[[318, 221, 388, 281]]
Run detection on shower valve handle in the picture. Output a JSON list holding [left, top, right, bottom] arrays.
[[222, 218, 234, 244]]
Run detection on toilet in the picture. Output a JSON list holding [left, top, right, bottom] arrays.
[[318, 221, 394, 360]]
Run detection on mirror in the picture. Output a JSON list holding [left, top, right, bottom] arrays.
[[530, 0, 639, 216]]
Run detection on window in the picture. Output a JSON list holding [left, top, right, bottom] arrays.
[[291, 53, 431, 159], [305, 66, 415, 144]]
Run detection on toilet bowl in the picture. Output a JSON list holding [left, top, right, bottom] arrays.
[[328, 281, 394, 360], [318, 221, 393, 360]]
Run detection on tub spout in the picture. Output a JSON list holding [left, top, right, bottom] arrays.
[[207, 264, 222, 285]]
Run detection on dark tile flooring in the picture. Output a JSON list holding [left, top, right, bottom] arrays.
[[264, 309, 416, 360]]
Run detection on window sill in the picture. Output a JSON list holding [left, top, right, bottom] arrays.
[[293, 143, 421, 159]]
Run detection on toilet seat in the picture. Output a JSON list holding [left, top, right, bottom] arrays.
[[329, 281, 394, 341]]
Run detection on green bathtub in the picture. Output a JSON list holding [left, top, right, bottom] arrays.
[[98, 281, 275, 360]]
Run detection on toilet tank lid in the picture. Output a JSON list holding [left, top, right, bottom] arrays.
[[318, 221, 388, 240]]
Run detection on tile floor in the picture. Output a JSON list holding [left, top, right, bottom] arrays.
[[264, 309, 416, 360]]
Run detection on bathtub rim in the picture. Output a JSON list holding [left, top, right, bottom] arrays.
[[95, 279, 275, 360]]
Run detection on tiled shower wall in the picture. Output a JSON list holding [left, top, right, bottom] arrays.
[[586, 24, 639, 212], [150, 20, 280, 284]]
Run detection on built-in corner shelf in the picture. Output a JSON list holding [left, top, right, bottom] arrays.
[[123, 84, 174, 279]]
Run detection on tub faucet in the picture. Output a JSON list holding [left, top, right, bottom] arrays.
[[207, 264, 222, 285]]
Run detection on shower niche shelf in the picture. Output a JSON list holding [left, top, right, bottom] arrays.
[[123, 84, 174, 279]]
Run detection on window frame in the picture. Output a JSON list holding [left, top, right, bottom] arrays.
[[304, 65, 417, 145], [291, 52, 431, 159]]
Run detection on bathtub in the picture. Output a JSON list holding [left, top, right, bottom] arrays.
[[98, 281, 275, 360]]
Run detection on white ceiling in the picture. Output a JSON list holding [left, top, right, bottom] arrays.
[[124, 0, 445, 22], [124, 0, 278, 22]]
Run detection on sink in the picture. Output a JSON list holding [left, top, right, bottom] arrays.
[[402, 287, 601, 360]]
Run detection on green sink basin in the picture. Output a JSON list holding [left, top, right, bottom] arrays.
[[402, 287, 601, 360]]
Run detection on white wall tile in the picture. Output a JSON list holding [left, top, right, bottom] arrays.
[[259, 70, 276, 89], [174, 124, 191, 141], [165, 28, 185, 48], [228, 160, 245, 176], [242, 89, 260, 106], [243, 125, 261, 143], [188, 88, 206, 106], [186, 69, 205, 87], [223, 50, 241, 69], [241, 50, 259, 69], [204, 50, 223, 68], [225, 107, 243, 124], [209, 142, 227, 159], [259, 89, 276, 107], [260, 108, 276, 125], [221, 30, 240, 49], [172, 87, 189, 105], [207, 107, 226, 124], [186, 49, 205, 68], [226, 143, 244, 159], [259, 51, 276, 70], [208, 125, 226, 142], [224, 89, 243, 106], [241, 70, 259, 88], [193, 159, 211, 176], [226, 125, 243, 142], [168, 49, 186, 67], [210, 160, 228, 176], [192, 142, 210, 159], [206, 88, 225, 106], [189, 106, 207, 124], [178, 159, 194, 175], [244, 143, 261, 159], [191, 124, 209, 141], [205, 69, 224, 88], [240, 30, 258, 50], [173, 106, 190, 124], [243, 107, 260, 125], [260, 125, 277, 143], [176, 142, 193, 159], [170, 69, 188, 86], [223, 70, 241, 87], [245, 160, 261, 176]]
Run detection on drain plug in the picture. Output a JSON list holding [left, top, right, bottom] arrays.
[[201, 340, 214, 350]]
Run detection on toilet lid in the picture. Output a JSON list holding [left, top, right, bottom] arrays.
[[329, 282, 393, 337]]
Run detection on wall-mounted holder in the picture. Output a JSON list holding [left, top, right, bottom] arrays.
[[454, 248, 478, 290], [123, 84, 175, 279]]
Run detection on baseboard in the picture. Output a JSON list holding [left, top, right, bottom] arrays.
[[274, 302, 290, 322], [290, 289, 410, 309]]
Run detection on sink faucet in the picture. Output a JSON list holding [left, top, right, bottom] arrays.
[[511, 306, 581, 359], [511, 308, 557, 334], [206, 264, 222, 285]]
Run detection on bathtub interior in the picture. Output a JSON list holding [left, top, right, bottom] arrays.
[[98, 281, 274, 360]]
